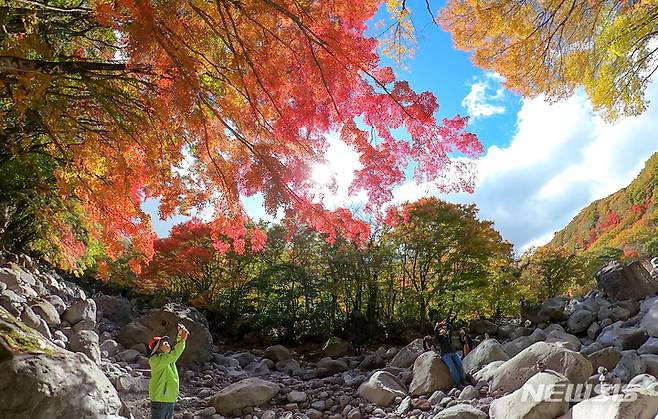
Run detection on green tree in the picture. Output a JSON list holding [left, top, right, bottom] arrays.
[[385, 197, 512, 325], [521, 247, 590, 300]]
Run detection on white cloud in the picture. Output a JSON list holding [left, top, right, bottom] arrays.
[[149, 78, 658, 250], [394, 80, 658, 252], [462, 72, 507, 119]]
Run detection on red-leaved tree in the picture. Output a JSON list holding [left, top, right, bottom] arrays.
[[1, 0, 481, 269]]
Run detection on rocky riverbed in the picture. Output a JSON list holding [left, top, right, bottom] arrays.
[[1, 252, 658, 419]]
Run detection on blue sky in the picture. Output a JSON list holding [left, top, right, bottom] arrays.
[[146, 3, 658, 252]]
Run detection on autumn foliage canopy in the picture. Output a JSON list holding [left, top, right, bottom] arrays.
[[0, 0, 482, 270]]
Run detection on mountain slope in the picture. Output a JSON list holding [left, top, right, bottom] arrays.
[[548, 152, 658, 257]]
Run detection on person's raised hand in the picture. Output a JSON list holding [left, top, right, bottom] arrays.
[[177, 323, 190, 341]]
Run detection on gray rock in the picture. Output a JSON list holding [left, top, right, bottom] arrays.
[[567, 310, 596, 334], [0, 307, 124, 419], [287, 391, 307, 403], [316, 357, 348, 376], [432, 404, 487, 419], [489, 371, 570, 419], [42, 295, 66, 315], [503, 328, 546, 357], [62, 299, 96, 327], [642, 299, 658, 337], [639, 338, 658, 355], [100, 339, 119, 357], [356, 371, 407, 407], [491, 342, 592, 394], [211, 378, 280, 415], [390, 338, 425, 368], [641, 354, 658, 378], [68, 330, 101, 364], [93, 294, 132, 325], [545, 329, 581, 351], [462, 339, 509, 376], [263, 344, 292, 363], [612, 351, 646, 383], [470, 319, 498, 335], [115, 375, 149, 393], [595, 260, 658, 302], [458, 385, 479, 400], [72, 319, 96, 332], [409, 351, 453, 396], [31, 300, 61, 327], [19, 306, 51, 340], [276, 358, 300, 374], [588, 347, 622, 372], [322, 337, 351, 358], [628, 373, 658, 390], [565, 387, 658, 418], [615, 328, 648, 351], [116, 349, 141, 363], [472, 360, 505, 382], [587, 322, 602, 340]]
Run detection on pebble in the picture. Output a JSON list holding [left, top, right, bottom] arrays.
[[199, 406, 216, 416]]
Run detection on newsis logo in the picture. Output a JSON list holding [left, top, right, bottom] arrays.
[[520, 382, 657, 403]]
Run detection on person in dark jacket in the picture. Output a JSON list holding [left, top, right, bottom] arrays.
[[434, 320, 467, 388]]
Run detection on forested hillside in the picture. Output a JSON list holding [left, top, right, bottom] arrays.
[[549, 152, 658, 258]]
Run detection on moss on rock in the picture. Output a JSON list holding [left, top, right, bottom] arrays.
[[0, 307, 58, 361]]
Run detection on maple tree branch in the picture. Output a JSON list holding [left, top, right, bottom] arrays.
[[7, 0, 91, 13], [0, 56, 148, 75]]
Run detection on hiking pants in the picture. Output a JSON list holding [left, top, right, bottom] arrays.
[[151, 402, 175, 419], [442, 351, 466, 386]]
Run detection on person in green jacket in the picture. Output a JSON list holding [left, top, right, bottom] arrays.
[[147, 323, 189, 419]]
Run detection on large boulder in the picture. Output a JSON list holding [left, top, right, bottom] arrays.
[[357, 371, 407, 406], [117, 302, 212, 365], [316, 357, 349, 376], [31, 299, 60, 327], [42, 295, 66, 315], [503, 328, 546, 358], [462, 339, 509, 376], [61, 299, 96, 327], [642, 299, 658, 337], [490, 371, 571, 419], [263, 344, 291, 363], [390, 338, 425, 368], [545, 330, 581, 351], [588, 347, 622, 372], [564, 389, 658, 419], [409, 351, 453, 395], [68, 330, 101, 364], [616, 328, 648, 351], [473, 360, 505, 382], [595, 260, 658, 302], [567, 310, 596, 334], [211, 378, 280, 415], [94, 294, 132, 325], [642, 354, 658, 378], [491, 342, 592, 395], [597, 321, 648, 350], [639, 338, 658, 355], [322, 336, 351, 358], [523, 297, 570, 324], [470, 319, 498, 335], [612, 351, 646, 383], [19, 306, 51, 340], [0, 307, 125, 418]]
